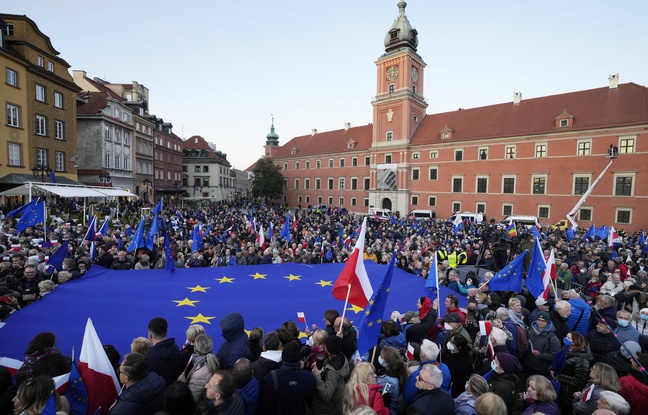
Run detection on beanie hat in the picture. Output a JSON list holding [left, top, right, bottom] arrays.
[[496, 353, 522, 374], [536, 311, 550, 322], [281, 341, 302, 363], [325, 335, 343, 355], [620, 341, 641, 360]]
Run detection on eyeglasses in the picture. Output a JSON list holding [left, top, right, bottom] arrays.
[[416, 375, 434, 386]]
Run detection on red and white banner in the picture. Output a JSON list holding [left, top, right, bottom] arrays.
[[332, 217, 373, 308]]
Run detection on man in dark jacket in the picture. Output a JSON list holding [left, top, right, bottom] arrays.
[[251, 332, 282, 385], [233, 358, 259, 415], [550, 301, 572, 345], [333, 316, 357, 362], [109, 352, 166, 415], [95, 244, 114, 268], [145, 317, 182, 385], [586, 318, 621, 363], [206, 370, 245, 415], [259, 342, 315, 415], [406, 364, 454, 415], [217, 312, 254, 371]]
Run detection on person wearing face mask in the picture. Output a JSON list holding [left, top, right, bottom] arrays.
[[453, 374, 490, 415], [632, 307, 648, 335], [618, 351, 648, 414], [444, 335, 474, 398], [549, 301, 572, 345], [614, 310, 640, 344], [441, 313, 472, 359], [550, 331, 592, 413], [607, 340, 641, 379], [487, 353, 523, 415]]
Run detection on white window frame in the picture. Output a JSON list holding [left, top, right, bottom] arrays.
[[6, 68, 17, 86], [451, 175, 463, 193], [351, 197, 357, 206], [37, 56, 44, 67], [54, 92, 63, 108], [619, 136, 636, 154], [430, 151, 438, 159], [36, 115, 47, 136], [538, 204, 550, 220], [386, 131, 394, 141], [104, 154, 111, 168], [579, 206, 593, 222], [114, 155, 121, 169], [615, 208, 633, 225], [328, 196, 334, 205], [572, 173, 591, 195], [429, 166, 438, 181], [411, 195, 419, 206], [8, 143, 20, 166], [531, 174, 547, 195], [7, 104, 19, 127], [535, 143, 547, 158], [339, 178, 345, 190], [476, 202, 486, 214], [55, 151, 64, 171], [48, 61, 54, 72], [560, 119, 568, 127], [428, 196, 436, 207], [294, 178, 300, 190], [478, 147, 488, 160], [35, 84, 45, 102], [55, 120, 64, 140], [363, 198, 369, 207], [613, 172, 635, 197], [502, 175, 516, 194], [36, 148, 47, 166], [411, 168, 420, 181], [454, 148, 464, 162], [452, 201, 462, 212], [505, 145, 516, 159], [338, 196, 344, 206], [475, 175, 488, 194], [502, 203, 514, 217], [412, 152, 420, 160], [577, 139, 591, 156]]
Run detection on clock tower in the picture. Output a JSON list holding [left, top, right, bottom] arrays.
[[370, 1, 427, 213]]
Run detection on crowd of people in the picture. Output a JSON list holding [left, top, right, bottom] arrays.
[[2, 199, 648, 414]]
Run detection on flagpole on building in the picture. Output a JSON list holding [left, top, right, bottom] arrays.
[[338, 284, 352, 336]]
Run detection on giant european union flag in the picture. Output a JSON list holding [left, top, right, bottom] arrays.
[[0, 262, 424, 361]]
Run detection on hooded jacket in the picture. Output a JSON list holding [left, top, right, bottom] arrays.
[[312, 354, 350, 415], [619, 372, 648, 415], [108, 372, 166, 415], [217, 312, 254, 371], [453, 391, 479, 415], [489, 372, 520, 415], [555, 346, 593, 409], [523, 321, 560, 377], [146, 337, 182, 385]]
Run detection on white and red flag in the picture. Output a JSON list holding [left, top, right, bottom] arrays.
[[297, 312, 306, 323], [479, 321, 495, 358], [332, 217, 373, 308]]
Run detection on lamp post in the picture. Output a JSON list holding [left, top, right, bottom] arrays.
[[98, 171, 112, 187], [142, 178, 152, 203], [32, 164, 52, 183]]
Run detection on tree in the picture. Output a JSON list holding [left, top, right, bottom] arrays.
[[251, 157, 284, 202]]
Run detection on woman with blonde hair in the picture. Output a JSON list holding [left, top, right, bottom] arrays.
[[179, 333, 220, 414], [572, 362, 621, 415], [130, 336, 150, 355], [454, 374, 490, 415], [12, 375, 69, 415], [343, 362, 389, 415], [519, 375, 559, 415]]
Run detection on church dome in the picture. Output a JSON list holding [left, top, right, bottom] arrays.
[[384, 1, 418, 53]]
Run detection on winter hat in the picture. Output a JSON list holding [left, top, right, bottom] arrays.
[[325, 335, 343, 355], [443, 313, 462, 323], [620, 341, 641, 360], [536, 311, 550, 322], [535, 298, 548, 307], [496, 353, 522, 374], [282, 341, 302, 363]]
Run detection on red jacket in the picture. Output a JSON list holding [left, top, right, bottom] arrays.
[[358, 383, 389, 415], [619, 374, 648, 414]]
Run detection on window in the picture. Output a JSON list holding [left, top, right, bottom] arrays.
[[318, 196, 323, 204], [619, 137, 635, 154], [315, 178, 321, 190], [535, 144, 547, 158], [503, 204, 513, 216], [339, 178, 345, 190], [386, 131, 393, 141], [329, 159, 333, 168], [411, 196, 418, 206], [329, 196, 334, 205], [37, 56, 44, 67], [55, 151, 64, 171], [351, 178, 358, 190], [412, 169, 420, 180], [104, 126, 111, 140], [538, 205, 550, 219], [476, 203, 486, 214], [298, 195, 302, 203], [428, 196, 436, 206], [479, 148, 488, 160], [340, 158, 345, 167], [352, 157, 358, 167], [503, 177, 515, 194], [37, 148, 47, 166], [6, 68, 17, 86], [294, 179, 300, 190], [429, 168, 438, 180], [364, 178, 370, 190], [316, 160, 321, 169], [614, 175, 633, 196], [203, 166, 209, 172], [505, 146, 516, 159], [283, 162, 287, 171], [305, 179, 310, 190], [104, 154, 111, 168], [365, 156, 370, 166], [295, 161, 300, 170], [573, 175, 590, 195], [453, 202, 461, 212], [351, 198, 357, 206], [3, 23, 14, 36], [36, 115, 47, 136], [35, 84, 45, 102], [616, 209, 632, 224], [339, 197, 344, 206], [560, 119, 568, 127], [364, 198, 369, 207], [7, 104, 19, 127], [194, 166, 200, 172], [48, 61, 54, 72], [532, 176, 546, 195], [385, 154, 392, 163], [305, 161, 310, 169], [55, 120, 64, 140], [328, 178, 334, 190], [114, 155, 121, 169], [452, 177, 463, 193], [577, 140, 591, 156], [476, 177, 488, 193], [53, 92, 63, 109], [579, 207, 592, 222], [412, 152, 420, 160], [388, 84, 395, 93], [430, 151, 438, 159], [8, 143, 21, 166], [455, 150, 463, 161]]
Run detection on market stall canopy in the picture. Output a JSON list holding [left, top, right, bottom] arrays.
[[0, 183, 136, 198]]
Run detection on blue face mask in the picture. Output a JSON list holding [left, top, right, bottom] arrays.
[[491, 360, 498, 372], [563, 337, 573, 347], [641, 314, 648, 321], [378, 356, 384, 367], [617, 319, 630, 328]]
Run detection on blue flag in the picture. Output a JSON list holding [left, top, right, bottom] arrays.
[[84, 216, 97, 242], [98, 218, 109, 239], [551, 345, 569, 375], [324, 248, 333, 261], [164, 230, 176, 272], [487, 251, 527, 292], [152, 198, 163, 215], [526, 239, 549, 298], [117, 238, 123, 250], [638, 232, 645, 246], [49, 170, 57, 183], [280, 214, 291, 242], [191, 224, 202, 253], [390, 215, 397, 225], [145, 213, 159, 251], [48, 240, 69, 271], [583, 224, 595, 242], [127, 217, 146, 252], [356, 252, 396, 355], [566, 226, 575, 241], [7, 197, 39, 218], [268, 222, 274, 240], [42, 394, 57, 415], [65, 361, 88, 415], [424, 254, 439, 296], [16, 201, 45, 233], [532, 226, 541, 239]]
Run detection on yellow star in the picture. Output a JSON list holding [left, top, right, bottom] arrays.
[[347, 304, 364, 314], [187, 285, 209, 293], [284, 274, 301, 281], [369, 300, 375, 305], [185, 313, 216, 324], [365, 309, 371, 316], [367, 321, 373, 327], [244, 329, 251, 337], [377, 319, 383, 324], [386, 287, 390, 292], [216, 276, 235, 283], [173, 298, 199, 307], [315, 280, 333, 287], [250, 273, 267, 280]]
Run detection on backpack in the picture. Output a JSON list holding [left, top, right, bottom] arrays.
[[515, 325, 529, 354]]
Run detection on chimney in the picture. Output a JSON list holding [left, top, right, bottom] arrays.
[[609, 73, 619, 89], [311, 129, 317, 136], [513, 91, 522, 105], [344, 122, 351, 131]]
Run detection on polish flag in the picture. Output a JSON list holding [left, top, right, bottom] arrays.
[[53, 372, 70, 394], [78, 318, 120, 415], [608, 226, 622, 248], [0, 357, 23, 377], [479, 321, 495, 358], [545, 249, 557, 281], [332, 217, 373, 308], [297, 312, 306, 323], [256, 224, 265, 251], [406, 343, 415, 361], [581, 383, 595, 402]]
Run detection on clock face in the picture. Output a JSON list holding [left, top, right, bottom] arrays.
[[411, 66, 419, 82], [386, 66, 398, 81]]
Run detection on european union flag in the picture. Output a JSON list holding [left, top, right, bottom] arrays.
[[390, 215, 397, 225], [638, 231, 645, 246], [583, 224, 595, 242], [65, 361, 88, 415], [566, 226, 575, 241], [42, 394, 57, 415], [48, 240, 69, 271], [532, 226, 541, 239], [488, 250, 527, 292], [324, 248, 333, 261], [191, 224, 202, 253], [356, 252, 396, 355], [337, 223, 344, 240], [16, 201, 45, 233], [49, 170, 57, 183], [526, 239, 548, 298], [152, 198, 163, 215], [127, 217, 146, 252], [267, 222, 274, 240], [7, 197, 39, 218], [280, 214, 291, 242], [164, 230, 175, 272], [145, 213, 159, 251]]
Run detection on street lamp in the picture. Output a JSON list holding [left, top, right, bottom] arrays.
[[32, 164, 52, 182], [142, 178, 152, 202], [98, 171, 112, 187]]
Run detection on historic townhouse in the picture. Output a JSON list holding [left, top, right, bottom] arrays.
[[151, 116, 184, 204], [182, 135, 234, 202], [257, 2, 648, 231]]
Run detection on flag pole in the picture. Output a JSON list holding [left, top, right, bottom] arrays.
[[338, 284, 352, 336], [43, 199, 47, 245]]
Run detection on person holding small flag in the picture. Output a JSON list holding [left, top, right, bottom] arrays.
[[572, 362, 621, 415], [13, 375, 69, 414], [550, 331, 592, 413]]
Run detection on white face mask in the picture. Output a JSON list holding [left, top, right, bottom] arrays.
[[444, 323, 453, 331], [447, 342, 455, 352]]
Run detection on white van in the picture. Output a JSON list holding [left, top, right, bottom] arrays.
[[448, 212, 485, 224], [368, 208, 392, 222], [501, 215, 540, 229], [408, 209, 435, 222]]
